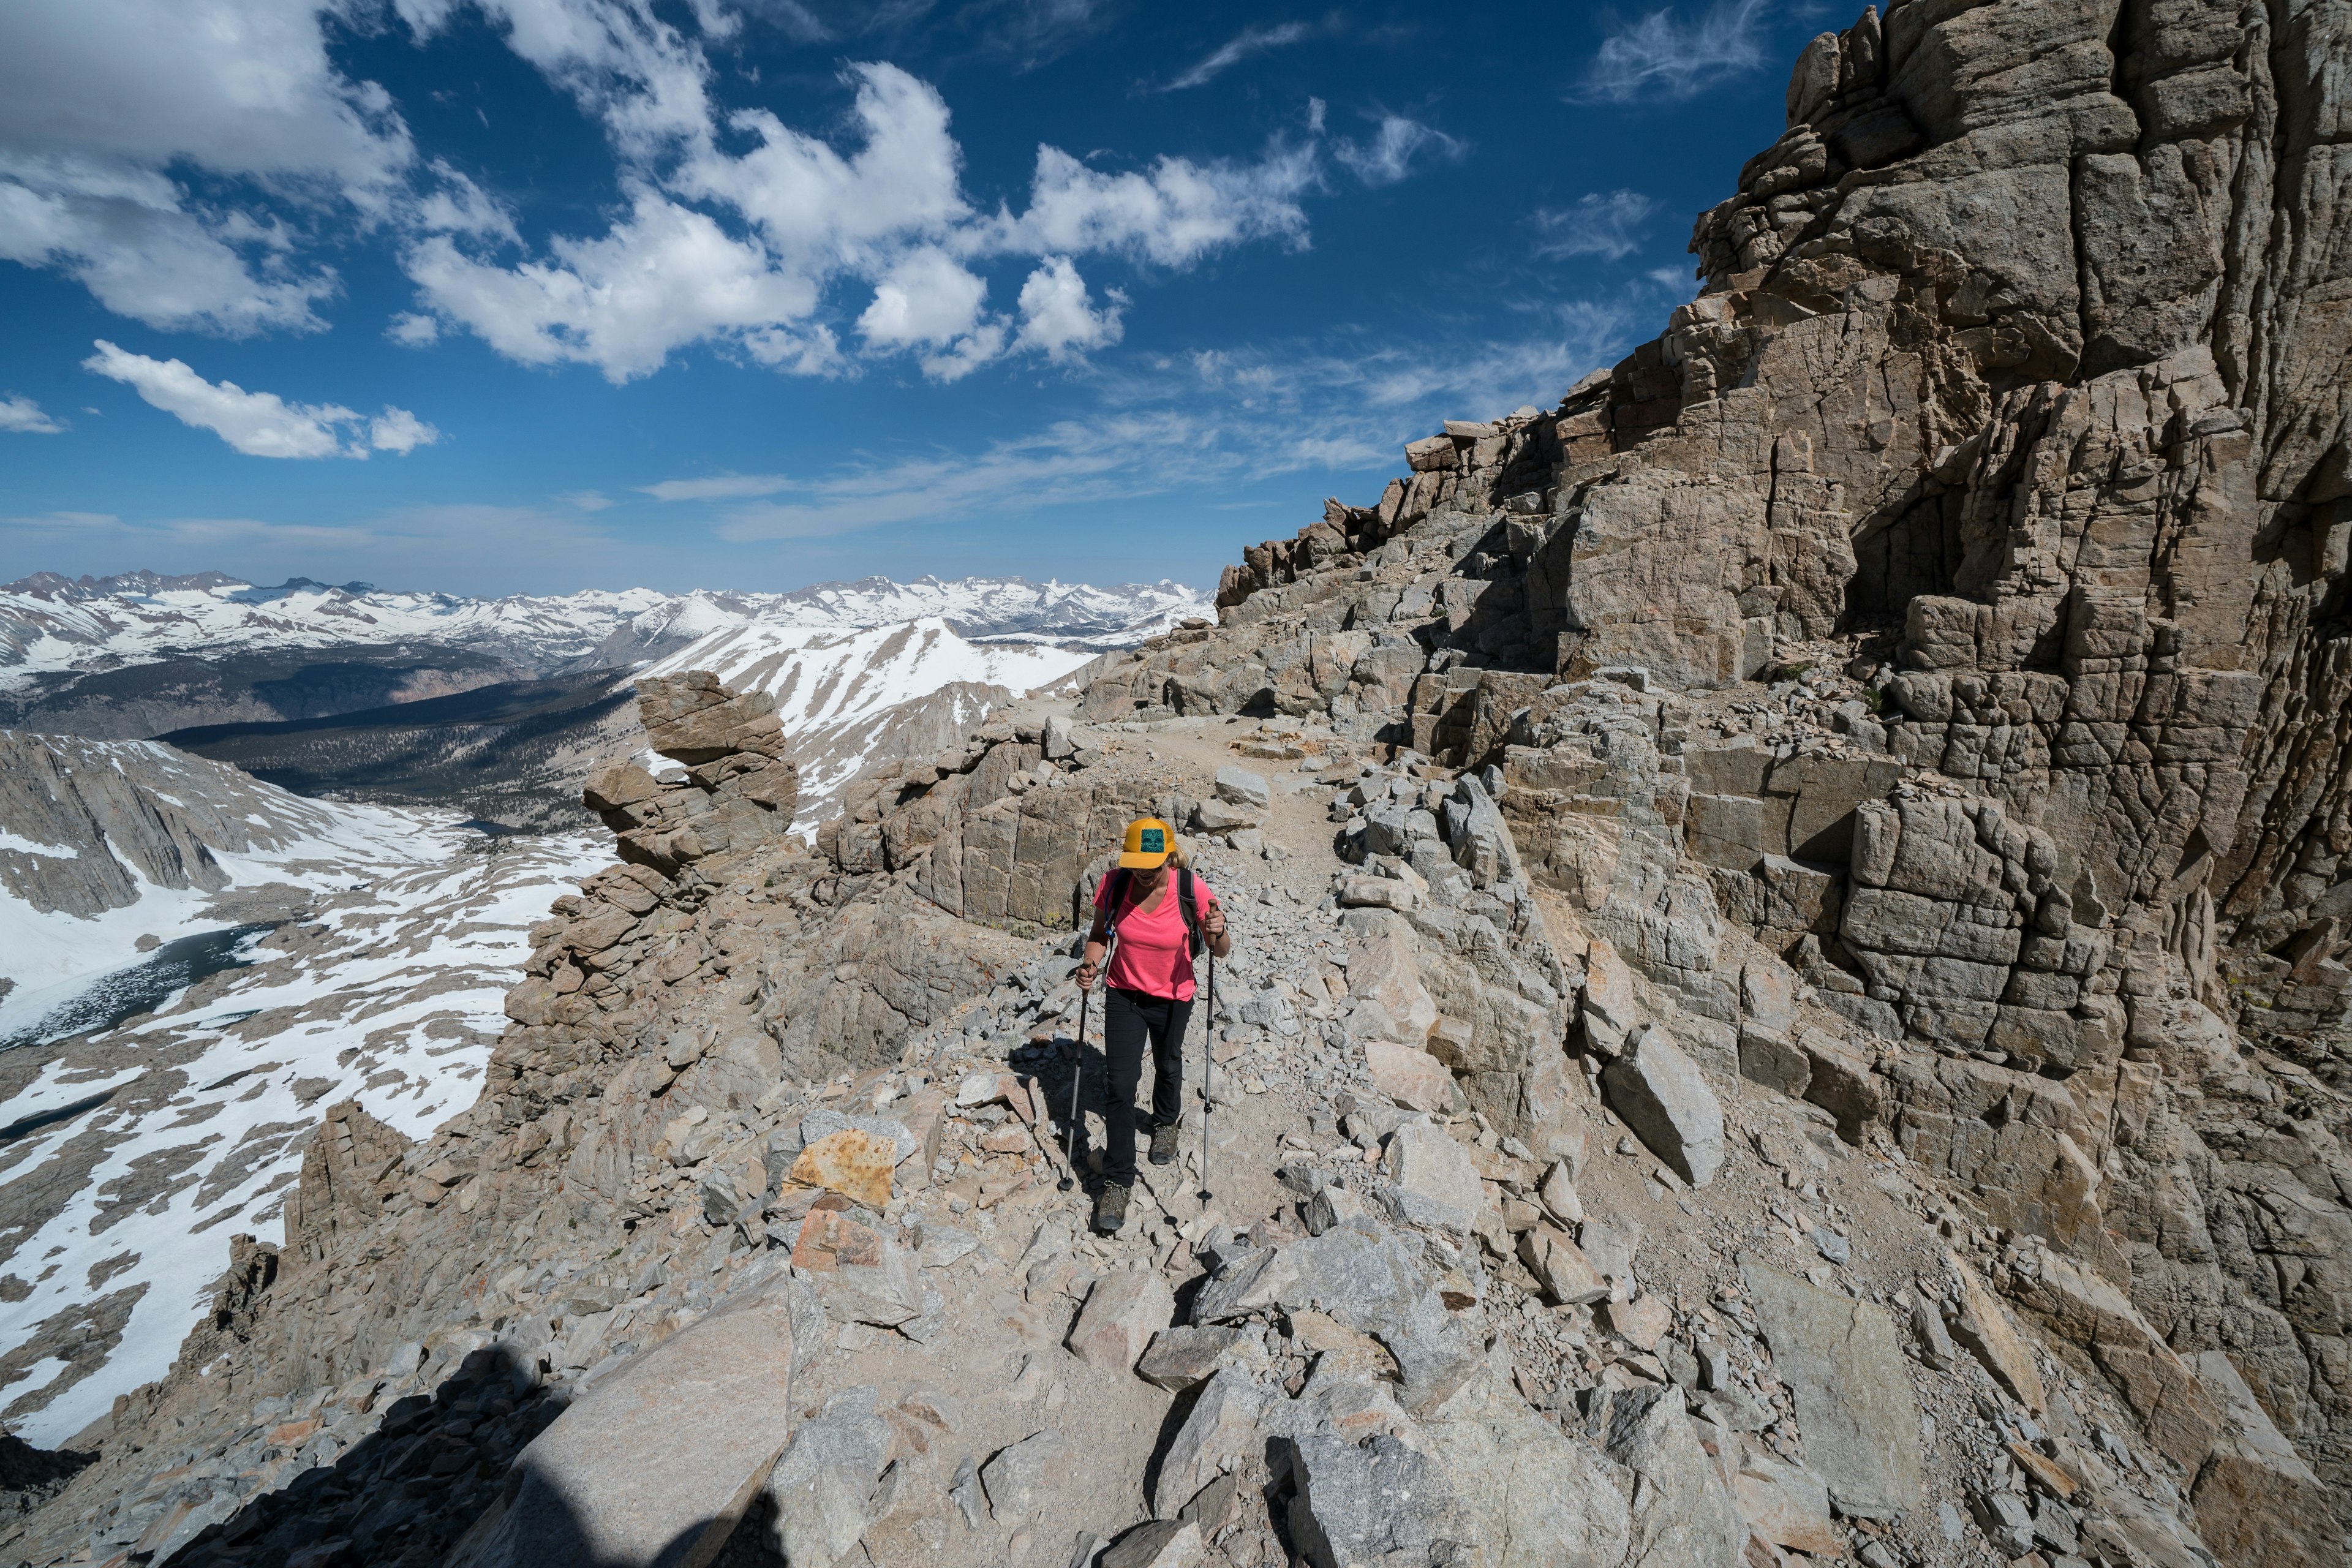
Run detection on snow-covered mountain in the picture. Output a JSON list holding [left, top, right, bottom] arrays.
[[0, 571, 1206, 695], [0, 577, 1211, 1437], [0, 734, 609, 1444], [639, 616, 1102, 812]]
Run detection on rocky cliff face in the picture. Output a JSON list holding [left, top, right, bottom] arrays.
[[0, 734, 343, 921], [6, 5, 2349, 1567], [1088, 0, 2352, 1544]]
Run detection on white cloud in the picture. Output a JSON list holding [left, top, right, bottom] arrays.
[[1010, 138, 1318, 269], [403, 192, 818, 382], [1577, 0, 1771, 104], [556, 489, 616, 510], [678, 64, 968, 270], [1164, 22, 1315, 91], [368, 406, 442, 453], [857, 247, 990, 349], [0, 0, 412, 334], [1015, 257, 1123, 361], [412, 160, 519, 243], [918, 320, 1008, 383], [0, 176, 344, 336], [387, 311, 442, 346], [83, 340, 434, 459], [640, 473, 793, 501], [402, 49, 1331, 381], [1532, 190, 1657, 260], [0, 396, 64, 434], [1333, 116, 1464, 187], [426, 0, 717, 163]]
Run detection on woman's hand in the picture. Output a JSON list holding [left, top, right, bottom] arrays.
[[1203, 901, 1231, 957], [1077, 940, 1106, 990]]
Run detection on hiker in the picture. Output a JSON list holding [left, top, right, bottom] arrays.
[[1074, 816, 1231, 1234]]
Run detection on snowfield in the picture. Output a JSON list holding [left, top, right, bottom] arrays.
[[0, 790, 607, 1446]]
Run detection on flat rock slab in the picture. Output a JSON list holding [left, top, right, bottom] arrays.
[[1741, 1260, 1923, 1520], [791, 1128, 897, 1209], [447, 1274, 798, 1568], [1381, 1117, 1482, 1233], [1214, 766, 1271, 809]]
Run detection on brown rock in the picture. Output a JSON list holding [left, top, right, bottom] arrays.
[[1600, 1294, 1671, 1350], [2003, 1246, 2221, 1473], [790, 1129, 896, 1210], [636, 669, 786, 763], [1518, 1224, 1608, 1306], [2190, 1351, 2334, 1568], [1946, 1251, 2045, 1413], [791, 1208, 884, 1273], [1066, 1269, 1177, 1374], [1363, 1042, 1455, 1114]]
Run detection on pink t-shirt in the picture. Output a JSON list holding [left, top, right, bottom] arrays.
[[1094, 870, 1219, 1001]]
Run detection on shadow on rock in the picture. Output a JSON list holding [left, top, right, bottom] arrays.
[[162, 1344, 562, 1568], [1, 1433, 96, 1526]]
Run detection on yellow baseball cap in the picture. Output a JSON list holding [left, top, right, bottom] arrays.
[[1118, 817, 1175, 869]]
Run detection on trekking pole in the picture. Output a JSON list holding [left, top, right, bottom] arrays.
[[1063, 931, 1113, 1194], [1061, 981, 1087, 1193], [1199, 951, 1216, 1206]]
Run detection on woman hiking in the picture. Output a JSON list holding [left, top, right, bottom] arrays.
[[1075, 817, 1231, 1235]]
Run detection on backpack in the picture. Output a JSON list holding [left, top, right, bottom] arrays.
[[1102, 865, 1205, 959]]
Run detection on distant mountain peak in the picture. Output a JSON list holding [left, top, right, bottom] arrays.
[[0, 572, 1210, 695]]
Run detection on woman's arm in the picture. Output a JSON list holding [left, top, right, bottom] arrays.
[[1202, 896, 1231, 959]]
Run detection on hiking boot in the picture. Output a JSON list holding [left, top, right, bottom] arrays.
[[1148, 1122, 1180, 1166], [1093, 1181, 1131, 1234]]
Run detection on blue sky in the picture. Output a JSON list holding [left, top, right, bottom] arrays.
[[0, 0, 1825, 597]]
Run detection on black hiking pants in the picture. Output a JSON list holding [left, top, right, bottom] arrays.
[[1099, 986, 1191, 1186]]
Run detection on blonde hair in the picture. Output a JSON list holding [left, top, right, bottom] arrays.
[[1164, 835, 1190, 870]]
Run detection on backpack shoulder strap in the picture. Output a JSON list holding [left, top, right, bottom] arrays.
[[1178, 869, 1204, 957]]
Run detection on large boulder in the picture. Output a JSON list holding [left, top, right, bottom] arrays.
[[979, 1428, 1066, 1526], [2189, 1351, 2335, 1568], [1600, 1024, 1725, 1186], [446, 1270, 801, 1568], [1422, 1368, 1633, 1567], [761, 1389, 895, 1568], [1599, 1385, 1746, 1567], [1363, 1041, 1455, 1114], [1518, 1224, 1607, 1305], [1288, 1433, 1477, 1568], [1379, 1117, 1483, 1233], [637, 669, 786, 763], [1068, 1268, 1177, 1374], [1347, 922, 1439, 1043]]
